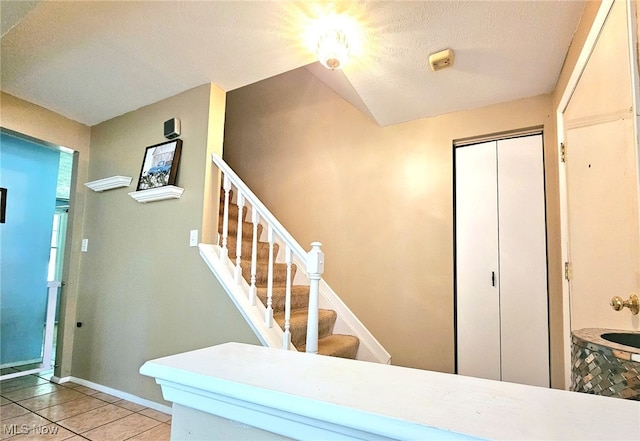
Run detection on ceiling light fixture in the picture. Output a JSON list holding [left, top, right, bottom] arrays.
[[317, 29, 350, 70]]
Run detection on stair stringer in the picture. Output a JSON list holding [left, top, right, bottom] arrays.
[[201, 238, 391, 364], [207, 153, 391, 364], [199, 243, 289, 350]]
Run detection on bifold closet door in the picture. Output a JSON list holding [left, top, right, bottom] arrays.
[[456, 134, 549, 387], [455, 140, 501, 381], [497, 135, 548, 387]]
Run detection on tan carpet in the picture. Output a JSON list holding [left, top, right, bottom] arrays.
[[219, 192, 359, 359]]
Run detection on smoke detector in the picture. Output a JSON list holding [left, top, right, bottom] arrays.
[[429, 48, 455, 71]]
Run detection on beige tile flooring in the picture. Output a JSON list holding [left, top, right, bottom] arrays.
[[0, 370, 170, 440]]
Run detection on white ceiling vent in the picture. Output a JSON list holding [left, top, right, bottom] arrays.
[[429, 49, 455, 72]]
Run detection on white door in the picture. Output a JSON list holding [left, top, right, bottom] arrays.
[[562, 0, 640, 333], [456, 134, 549, 387], [497, 135, 549, 387], [456, 140, 501, 381], [565, 119, 639, 332]]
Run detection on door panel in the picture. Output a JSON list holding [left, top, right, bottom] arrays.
[[456, 141, 501, 381], [566, 119, 640, 331], [497, 135, 549, 387], [562, 0, 639, 333]]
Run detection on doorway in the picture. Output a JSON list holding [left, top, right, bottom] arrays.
[[556, 0, 639, 386], [0, 130, 73, 380]]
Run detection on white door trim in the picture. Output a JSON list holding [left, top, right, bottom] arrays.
[[555, 0, 616, 389]]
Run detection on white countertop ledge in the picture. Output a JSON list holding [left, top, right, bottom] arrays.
[[140, 342, 640, 441]]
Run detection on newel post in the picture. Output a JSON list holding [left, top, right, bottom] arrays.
[[305, 242, 324, 354]]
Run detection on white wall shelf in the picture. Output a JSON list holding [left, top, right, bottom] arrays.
[[85, 176, 132, 192], [129, 185, 184, 203]]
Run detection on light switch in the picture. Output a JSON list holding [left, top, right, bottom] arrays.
[[189, 230, 198, 247], [81, 238, 88, 252]]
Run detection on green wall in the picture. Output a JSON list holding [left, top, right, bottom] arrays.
[[72, 84, 258, 404]]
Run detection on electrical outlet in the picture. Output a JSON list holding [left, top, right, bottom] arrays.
[[81, 239, 88, 252], [189, 230, 198, 247]]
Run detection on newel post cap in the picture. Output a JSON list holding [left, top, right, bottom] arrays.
[[307, 242, 325, 275]]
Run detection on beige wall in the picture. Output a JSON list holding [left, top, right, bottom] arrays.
[[72, 84, 258, 404], [202, 85, 227, 244], [0, 0, 607, 398], [554, 0, 601, 110], [0, 92, 91, 379], [223, 68, 562, 383]]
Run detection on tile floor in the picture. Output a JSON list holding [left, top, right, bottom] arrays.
[[0, 369, 171, 440]]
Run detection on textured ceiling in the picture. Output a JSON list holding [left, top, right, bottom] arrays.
[[0, 1, 585, 127]]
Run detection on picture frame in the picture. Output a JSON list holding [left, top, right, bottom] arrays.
[[136, 139, 182, 191], [0, 187, 6, 223]]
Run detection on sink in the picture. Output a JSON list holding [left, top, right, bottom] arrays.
[[601, 332, 640, 349], [571, 329, 640, 399]]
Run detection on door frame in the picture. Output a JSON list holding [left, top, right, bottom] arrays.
[[555, 0, 639, 388], [0, 130, 65, 378], [453, 129, 549, 386]]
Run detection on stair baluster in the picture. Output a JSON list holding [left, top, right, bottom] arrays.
[[283, 246, 293, 349], [249, 209, 259, 306], [209, 154, 386, 362], [234, 193, 245, 284], [220, 175, 231, 261], [305, 242, 324, 354], [265, 225, 274, 327]]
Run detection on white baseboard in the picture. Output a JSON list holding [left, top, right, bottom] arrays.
[[55, 376, 171, 415], [50, 375, 72, 384]]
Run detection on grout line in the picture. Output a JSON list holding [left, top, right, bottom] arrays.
[[8, 382, 109, 433], [120, 423, 167, 441], [75, 412, 163, 438], [1, 373, 170, 440]]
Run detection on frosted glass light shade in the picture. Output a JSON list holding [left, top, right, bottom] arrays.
[[317, 30, 350, 70]]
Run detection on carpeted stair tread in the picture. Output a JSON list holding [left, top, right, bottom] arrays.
[[217, 187, 360, 361], [225, 237, 277, 262], [274, 309, 336, 348], [299, 334, 360, 359], [219, 219, 261, 241], [257, 286, 310, 313], [241, 260, 296, 287], [218, 203, 246, 223]]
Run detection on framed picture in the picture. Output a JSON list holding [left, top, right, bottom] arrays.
[[136, 139, 182, 191], [0, 187, 6, 223]]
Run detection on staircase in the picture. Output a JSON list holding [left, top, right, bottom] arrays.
[[199, 154, 391, 363], [219, 192, 360, 358]]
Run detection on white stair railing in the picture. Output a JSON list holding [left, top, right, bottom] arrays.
[[283, 246, 293, 349], [214, 154, 320, 352], [233, 193, 245, 285], [205, 154, 391, 364], [305, 242, 324, 354]]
